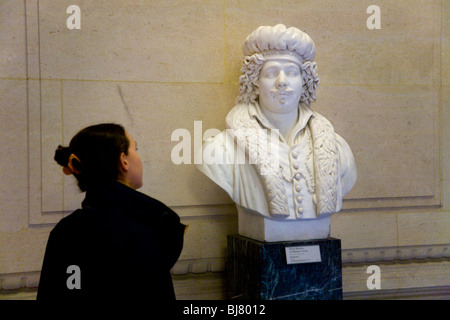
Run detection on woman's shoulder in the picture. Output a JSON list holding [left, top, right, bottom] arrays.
[[50, 209, 85, 233]]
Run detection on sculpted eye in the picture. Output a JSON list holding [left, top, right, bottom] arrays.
[[264, 71, 276, 78], [287, 69, 300, 77]]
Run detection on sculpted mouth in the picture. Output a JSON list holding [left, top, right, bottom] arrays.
[[270, 90, 293, 98]]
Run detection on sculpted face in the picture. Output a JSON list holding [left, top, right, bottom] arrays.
[[257, 57, 303, 115]]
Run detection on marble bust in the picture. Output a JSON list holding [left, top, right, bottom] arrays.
[[196, 24, 356, 241]]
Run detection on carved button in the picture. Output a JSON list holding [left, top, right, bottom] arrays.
[[296, 195, 303, 202], [295, 184, 301, 192], [297, 207, 304, 214], [293, 162, 300, 169], [295, 173, 301, 180], [292, 151, 299, 159]]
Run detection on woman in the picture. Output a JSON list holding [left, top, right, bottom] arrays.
[[37, 123, 186, 301]]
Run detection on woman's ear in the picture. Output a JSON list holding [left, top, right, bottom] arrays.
[[119, 152, 129, 172]]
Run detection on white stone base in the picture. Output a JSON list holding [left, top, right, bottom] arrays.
[[237, 205, 331, 242]]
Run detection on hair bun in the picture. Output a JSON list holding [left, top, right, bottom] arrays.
[[54, 145, 72, 167]]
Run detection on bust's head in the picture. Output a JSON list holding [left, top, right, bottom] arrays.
[[236, 24, 320, 108]]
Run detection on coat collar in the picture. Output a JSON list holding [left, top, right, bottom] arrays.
[[231, 102, 315, 146], [83, 181, 148, 208], [81, 181, 172, 225]]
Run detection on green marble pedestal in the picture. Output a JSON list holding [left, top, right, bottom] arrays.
[[227, 235, 343, 300]]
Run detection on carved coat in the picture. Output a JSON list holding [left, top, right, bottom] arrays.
[[197, 103, 356, 220]]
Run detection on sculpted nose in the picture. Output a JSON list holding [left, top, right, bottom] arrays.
[[276, 71, 287, 89]]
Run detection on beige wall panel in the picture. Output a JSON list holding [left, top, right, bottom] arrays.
[[330, 211, 398, 249], [62, 80, 235, 209], [180, 215, 238, 261], [314, 85, 436, 200], [225, 0, 436, 86], [397, 211, 450, 246], [223, 0, 441, 210], [443, 0, 449, 86], [25, 80, 64, 225], [0, 80, 29, 232], [41, 81, 63, 213], [25, 0, 442, 221], [442, 1, 450, 211], [0, 229, 49, 274], [332, 209, 450, 250], [0, 1, 27, 78], [38, 0, 224, 83], [443, 87, 450, 210]]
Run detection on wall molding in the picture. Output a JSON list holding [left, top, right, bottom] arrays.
[[0, 271, 40, 291], [170, 244, 450, 274], [1, 267, 448, 300], [1, 243, 448, 292], [343, 286, 450, 300], [341, 244, 449, 264]]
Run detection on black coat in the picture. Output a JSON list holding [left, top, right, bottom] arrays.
[[37, 181, 186, 301]]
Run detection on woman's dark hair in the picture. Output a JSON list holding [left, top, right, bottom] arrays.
[[54, 123, 130, 192]]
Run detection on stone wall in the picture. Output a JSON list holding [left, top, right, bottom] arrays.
[[0, 0, 449, 299]]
